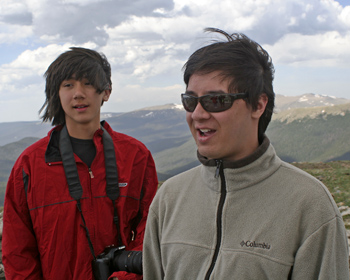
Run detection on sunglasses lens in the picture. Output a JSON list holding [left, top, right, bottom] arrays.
[[201, 95, 232, 112], [181, 93, 244, 112], [182, 95, 197, 112]]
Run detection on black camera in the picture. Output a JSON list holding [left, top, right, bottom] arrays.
[[92, 245, 143, 280]]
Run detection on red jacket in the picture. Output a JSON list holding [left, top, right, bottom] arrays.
[[2, 121, 158, 279]]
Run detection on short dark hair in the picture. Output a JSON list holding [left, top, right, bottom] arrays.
[[40, 47, 112, 125], [183, 28, 275, 140]]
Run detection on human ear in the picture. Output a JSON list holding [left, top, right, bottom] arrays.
[[103, 89, 111, 102], [252, 93, 268, 119]]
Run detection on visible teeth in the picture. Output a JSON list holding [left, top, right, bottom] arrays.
[[200, 129, 211, 133]]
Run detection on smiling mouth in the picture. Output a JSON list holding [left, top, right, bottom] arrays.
[[199, 128, 214, 136], [73, 105, 88, 109]]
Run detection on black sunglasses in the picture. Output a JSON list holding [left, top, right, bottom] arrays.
[[181, 92, 248, 113]]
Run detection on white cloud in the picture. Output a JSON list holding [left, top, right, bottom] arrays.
[[339, 5, 350, 26], [103, 83, 184, 114], [0, 0, 32, 25], [266, 31, 350, 67], [29, 0, 174, 46], [0, 23, 33, 44], [0, 0, 350, 122], [0, 43, 97, 91]]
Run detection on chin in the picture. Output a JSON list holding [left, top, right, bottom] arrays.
[[198, 149, 215, 160]]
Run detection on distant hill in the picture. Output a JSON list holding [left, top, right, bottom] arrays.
[[275, 93, 349, 111], [1, 93, 348, 146], [269, 103, 350, 163], [0, 121, 51, 146], [0, 137, 39, 182], [1, 94, 350, 183]]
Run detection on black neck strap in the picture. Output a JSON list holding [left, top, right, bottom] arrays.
[[59, 125, 123, 259], [101, 126, 119, 201], [59, 125, 83, 200]]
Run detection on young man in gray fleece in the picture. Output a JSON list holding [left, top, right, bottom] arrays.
[[143, 28, 349, 280]]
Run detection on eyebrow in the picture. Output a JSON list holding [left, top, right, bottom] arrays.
[[184, 90, 227, 95]]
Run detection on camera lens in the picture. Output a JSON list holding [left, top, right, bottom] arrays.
[[113, 250, 143, 275]]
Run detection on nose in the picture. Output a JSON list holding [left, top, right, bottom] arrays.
[[73, 81, 86, 99], [191, 101, 211, 121]]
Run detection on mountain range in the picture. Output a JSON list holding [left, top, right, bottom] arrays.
[[1, 93, 350, 183]]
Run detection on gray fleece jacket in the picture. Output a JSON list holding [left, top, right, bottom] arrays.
[[143, 137, 349, 279]]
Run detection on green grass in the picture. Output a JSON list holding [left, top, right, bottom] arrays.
[[292, 161, 350, 205], [292, 161, 350, 229]]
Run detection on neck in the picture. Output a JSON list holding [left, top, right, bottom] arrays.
[[65, 121, 100, 139], [198, 135, 269, 169]]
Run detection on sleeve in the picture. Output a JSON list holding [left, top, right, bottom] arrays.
[[2, 163, 43, 279], [109, 150, 158, 280], [142, 205, 164, 280], [291, 216, 349, 280]]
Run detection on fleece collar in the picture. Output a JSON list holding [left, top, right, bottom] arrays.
[[197, 136, 282, 192], [198, 135, 270, 168]]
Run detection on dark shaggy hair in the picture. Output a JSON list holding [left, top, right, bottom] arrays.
[[39, 47, 112, 125], [183, 28, 275, 140]]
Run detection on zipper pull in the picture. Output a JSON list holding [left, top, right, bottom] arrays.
[[215, 160, 222, 178], [89, 168, 94, 178]]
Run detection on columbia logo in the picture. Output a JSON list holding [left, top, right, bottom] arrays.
[[240, 240, 271, 250]]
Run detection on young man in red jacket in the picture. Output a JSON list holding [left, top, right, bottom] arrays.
[[2, 47, 158, 280]]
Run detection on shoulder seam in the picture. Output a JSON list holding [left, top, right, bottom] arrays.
[[300, 215, 341, 247]]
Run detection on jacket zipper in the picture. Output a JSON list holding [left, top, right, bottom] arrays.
[[89, 168, 94, 178], [204, 160, 227, 280]]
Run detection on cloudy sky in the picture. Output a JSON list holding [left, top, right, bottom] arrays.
[[0, 0, 349, 123]]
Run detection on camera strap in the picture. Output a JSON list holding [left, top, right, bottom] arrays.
[[59, 124, 124, 260]]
